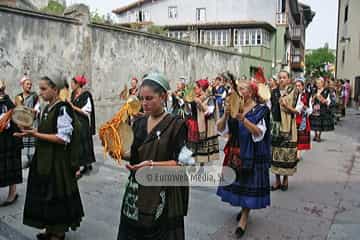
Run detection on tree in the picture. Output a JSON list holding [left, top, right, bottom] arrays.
[[41, 0, 65, 15], [305, 44, 336, 78], [91, 10, 114, 24]]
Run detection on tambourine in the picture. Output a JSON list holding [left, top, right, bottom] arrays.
[[12, 106, 34, 128], [257, 83, 271, 101], [59, 88, 70, 102], [229, 91, 244, 118]]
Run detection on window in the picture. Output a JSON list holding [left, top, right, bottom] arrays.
[[217, 31, 222, 46], [211, 31, 216, 45], [277, 0, 286, 13], [251, 30, 256, 45], [199, 30, 229, 47], [239, 30, 244, 46], [168, 6, 177, 19], [245, 31, 250, 45], [168, 31, 184, 40], [137, 10, 147, 22], [344, 5, 349, 23], [234, 29, 270, 47], [342, 49, 346, 64], [196, 8, 206, 21], [200, 30, 205, 44], [223, 31, 228, 46], [206, 31, 211, 44], [234, 30, 239, 46]]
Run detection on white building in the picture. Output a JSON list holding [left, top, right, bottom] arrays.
[[113, 0, 314, 77], [336, 0, 360, 101], [114, 0, 277, 27]]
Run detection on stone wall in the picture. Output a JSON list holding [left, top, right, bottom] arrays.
[[0, 4, 270, 126]]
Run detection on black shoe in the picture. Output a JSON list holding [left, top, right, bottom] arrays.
[[0, 194, 18, 207], [271, 185, 281, 191], [281, 184, 288, 191], [36, 232, 51, 240], [235, 226, 246, 239], [80, 166, 91, 175], [236, 211, 242, 221]]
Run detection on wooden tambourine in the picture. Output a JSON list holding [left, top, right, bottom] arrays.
[[12, 106, 34, 128], [229, 91, 244, 118], [126, 95, 141, 115], [257, 83, 271, 101], [117, 122, 134, 157], [59, 88, 70, 102], [99, 95, 141, 162]]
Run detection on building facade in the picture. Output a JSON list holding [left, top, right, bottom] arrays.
[[336, 0, 360, 101], [113, 0, 314, 78]]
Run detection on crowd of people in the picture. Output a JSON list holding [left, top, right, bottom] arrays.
[[0, 68, 352, 240]]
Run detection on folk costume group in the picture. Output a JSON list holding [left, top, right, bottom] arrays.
[[0, 67, 344, 240]]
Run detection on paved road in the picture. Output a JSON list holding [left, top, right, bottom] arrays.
[[1, 108, 360, 240]]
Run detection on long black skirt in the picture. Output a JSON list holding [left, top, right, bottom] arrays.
[[117, 216, 185, 240], [0, 130, 22, 188], [310, 112, 335, 132], [23, 155, 84, 233], [78, 119, 96, 167]]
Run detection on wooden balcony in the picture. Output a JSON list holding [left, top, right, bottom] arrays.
[[276, 13, 287, 25], [290, 25, 305, 46], [290, 54, 304, 70]]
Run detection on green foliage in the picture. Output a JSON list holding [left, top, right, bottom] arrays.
[[147, 25, 168, 36], [305, 44, 336, 78], [91, 10, 113, 24], [41, 0, 65, 15]]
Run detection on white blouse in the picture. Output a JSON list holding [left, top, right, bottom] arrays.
[[81, 97, 93, 115], [55, 106, 73, 144], [296, 93, 314, 115], [217, 118, 267, 143]]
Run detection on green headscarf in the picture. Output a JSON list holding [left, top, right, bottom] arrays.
[[143, 72, 170, 92]]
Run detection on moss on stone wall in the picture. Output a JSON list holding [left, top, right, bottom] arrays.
[[40, 0, 64, 15]]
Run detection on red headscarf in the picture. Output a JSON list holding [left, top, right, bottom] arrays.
[[196, 79, 209, 91], [74, 75, 88, 86]]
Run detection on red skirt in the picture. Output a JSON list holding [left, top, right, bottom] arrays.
[[223, 142, 240, 167], [297, 129, 311, 150]]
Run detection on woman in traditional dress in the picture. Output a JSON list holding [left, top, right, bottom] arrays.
[[15, 76, 40, 167], [70, 75, 96, 177], [0, 80, 22, 206], [16, 75, 84, 240], [129, 77, 139, 96], [334, 79, 345, 120], [170, 80, 186, 118], [185, 79, 220, 165], [295, 79, 312, 161], [217, 80, 271, 239], [214, 76, 226, 118], [309, 78, 335, 142], [271, 71, 302, 191], [117, 72, 189, 240]]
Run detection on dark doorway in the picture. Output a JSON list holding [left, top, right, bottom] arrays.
[[250, 66, 258, 78]]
